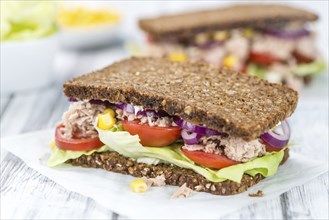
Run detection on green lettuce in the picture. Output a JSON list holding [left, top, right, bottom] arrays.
[[47, 144, 110, 167], [1, 1, 57, 41], [48, 124, 285, 183], [292, 60, 326, 76], [247, 60, 326, 79], [247, 63, 266, 78]]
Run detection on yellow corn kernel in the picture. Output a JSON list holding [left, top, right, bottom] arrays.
[[195, 33, 209, 45], [50, 140, 56, 149], [169, 53, 187, 62], [223, 54, 237, 68], [130, 179, 148, 193], [213, 31, 229, 41], [243, 28, 254, 38], [98, 109, 116, 130], [103, 108, 115, 118]]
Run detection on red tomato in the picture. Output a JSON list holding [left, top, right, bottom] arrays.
[[181, 147, 240, 169], [122, 120, 182, 147], [249, 52, 280, 66], [55, 125, 103, 151]]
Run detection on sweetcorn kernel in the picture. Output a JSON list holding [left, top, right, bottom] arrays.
[[213, 31, 229, 41], [130, 179, 148, 193], [223, 54, 237, 68], [169, 53, 187, 62], [195, 33, 209, 45], [98, 109, 116, 130], [243, 28, 254, 38], [103, 108, 115, 118]]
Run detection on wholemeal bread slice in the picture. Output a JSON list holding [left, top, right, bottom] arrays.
[[64, 57, 298, 140], [67, 149, 289, 195], [139, 4, 318, 39]]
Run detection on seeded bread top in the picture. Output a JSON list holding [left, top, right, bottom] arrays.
[[139, 4, 318, 39], [64, 57, 298, 140]]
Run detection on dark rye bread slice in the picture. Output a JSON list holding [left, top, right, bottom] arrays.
[[67, 149, 289, 195], [64, 57, 298, 141], [139, 4, 318, 39]]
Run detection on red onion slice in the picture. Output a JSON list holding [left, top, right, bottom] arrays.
[[115, 103, 135, 113], [260, 120, 291, 148], [89, 99, 112, 107], [263, 28, 310, 39], [197, 41, 223, 49], [68, 98, 78, 102], [173, 116, 225, 136], [181, 130, 202, 145]]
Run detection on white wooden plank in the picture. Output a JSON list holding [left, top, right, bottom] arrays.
[[1, 153, 113, 220], [281, 101, 329, 220], [0, 85, 65, 136], [1, 92, 39, 137], [223, 198, 284, 219], [20, 85, 61, 132], [282, 175, 328, 219]]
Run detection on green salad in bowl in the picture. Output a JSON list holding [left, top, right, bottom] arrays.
[[1, 1, 59, 93], [1, 1, 57, 41]]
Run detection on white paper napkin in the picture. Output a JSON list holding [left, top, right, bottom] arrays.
[[1, 130, 328, 219]]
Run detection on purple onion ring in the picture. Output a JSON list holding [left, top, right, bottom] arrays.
[[263, 28, 310, 39], [173, 116, 225, 136], [260, 120, 291, 148]]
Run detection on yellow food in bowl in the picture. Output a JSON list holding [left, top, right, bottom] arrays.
[[57, 7, 120, 28]]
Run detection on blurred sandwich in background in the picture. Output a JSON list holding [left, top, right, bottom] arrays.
[[138, 4, 326, 91]]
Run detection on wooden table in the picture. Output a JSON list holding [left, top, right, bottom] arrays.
[[1, 44, 328, 219]]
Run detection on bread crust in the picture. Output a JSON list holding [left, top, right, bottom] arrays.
[[67, 149, 289, 195], [64, 57, 298, 140], [139, 4, 318, 39]]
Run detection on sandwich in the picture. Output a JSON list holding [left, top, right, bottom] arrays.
[[138, 4, 326, 91], [48, 57, 298, 195]]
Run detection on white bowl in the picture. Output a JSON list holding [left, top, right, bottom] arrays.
[[58, 24, 122, 50], [1, 35, 58, 94]]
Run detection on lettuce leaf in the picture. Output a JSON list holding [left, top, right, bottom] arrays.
[[47, 144, 110, 167], [247, 63, 266, 78], [292, 60, 326, 76], [246, 60, 326, 79], [48, 124, 286, 183]]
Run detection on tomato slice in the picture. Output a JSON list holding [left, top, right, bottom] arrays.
[[181, 147, 240, 169], [55, 125, 103, 151], [122, 120, 182, 147], [249, 52, 280, 66]]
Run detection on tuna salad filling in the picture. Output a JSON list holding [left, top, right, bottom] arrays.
[[116, 108, 177, 127], [56, 100, 286, 164], [182, 136, 266, 163], [49, 100, 291, 183], [142, 24, 325, 91], [60, 102, 105, 138]]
